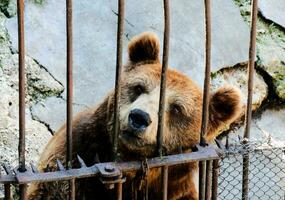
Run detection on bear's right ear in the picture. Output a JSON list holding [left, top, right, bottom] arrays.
[[128, 32, 160, 64]]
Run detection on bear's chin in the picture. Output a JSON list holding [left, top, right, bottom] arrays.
[[118, 131, 157, 158]]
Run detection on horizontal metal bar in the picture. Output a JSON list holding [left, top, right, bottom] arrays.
[[0, 175, 16, 184], [0, 145, 218, 184]]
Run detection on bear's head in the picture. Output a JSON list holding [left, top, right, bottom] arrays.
[[118, 32, 241, 158]]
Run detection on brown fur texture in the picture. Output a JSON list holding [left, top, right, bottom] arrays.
[[26, 32, 241, 200]]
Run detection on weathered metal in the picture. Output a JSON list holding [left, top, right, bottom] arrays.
[[66, 0, 73, 170], [66, 0, 75, 199], [242, 0, 258, 200], [205, 160, 213, 200], [113, 0, 125, 160], [4, 184, 11, 200], [156, 0, 170, 157], [200, 0, 212, 199], [0, 145, 219, 184], [17, 0, 27, 199], [211, 159, 219, 200], [162, 166, 168, 200]]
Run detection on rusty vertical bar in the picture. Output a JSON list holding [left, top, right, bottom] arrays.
[[211, 159, 219, 200], [4, 184, 11, 200], [17, 0, 27, 199], [116, 182, 123, 200], [162, 166, 168, 200], [199, 161, 206, 200], [113, 0, 125, 160], [66, 0, 75, 199], [66, 0, 73, 170], [156, 0, 170, 157], [200, 0, 211, 147], [205, 160, 212, 200], [242, 154, 250, 200], [242, 0, 258, 200], [199, 0, 211, 200], [17, 0, 25, 174], [243, 0, 258, 140]]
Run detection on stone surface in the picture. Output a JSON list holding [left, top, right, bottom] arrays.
[[0, 9, 63, 198], [212, 65, 268, 113], [226, 105, 285, 146], [259, 0, 285, 28], [257, 39, 285, 99], [234, 0, 285, 100], [31, 97, 88, 132], [6, 0, 251, 130]]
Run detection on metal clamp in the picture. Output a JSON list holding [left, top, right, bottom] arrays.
[[97, 163, 125, 189]]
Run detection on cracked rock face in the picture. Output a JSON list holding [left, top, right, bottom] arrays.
[[234, 0, 285, 100], [226, 105, 285, 147], [0, 9, 63, 198], [259, 0, 285, 29]]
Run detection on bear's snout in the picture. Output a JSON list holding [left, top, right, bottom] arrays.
[[128, 109, 152, 134]]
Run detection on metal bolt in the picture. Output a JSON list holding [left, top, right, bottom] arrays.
[[104, 165, 115, 173]]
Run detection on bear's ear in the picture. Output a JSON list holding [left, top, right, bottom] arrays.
[[206, 86, 242, 141], [128, 32, 160, 64]]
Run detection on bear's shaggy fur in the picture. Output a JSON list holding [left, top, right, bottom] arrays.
[[26, 32, 241, 200]]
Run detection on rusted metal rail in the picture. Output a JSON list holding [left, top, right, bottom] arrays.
[[0, 145, 219, 184], [242, 0, 258, 200]]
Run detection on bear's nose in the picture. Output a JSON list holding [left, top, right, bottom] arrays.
[[128, 109, 152, 134]]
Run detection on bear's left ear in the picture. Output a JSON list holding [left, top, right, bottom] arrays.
[[206, 86, 242, 141], [128, 32, 160, 64]]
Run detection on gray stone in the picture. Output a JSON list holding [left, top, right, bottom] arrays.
[[257, 39, 285, 99], [6, 0, 250, 131], [226, 105, 285, 146], [259, 0, 285, 28], [0, 11, 64, 197], [31, 97, 87, 132], [234, 0, 285, 100], [0, 69, 52, 167], [212, 65, 268, 113]]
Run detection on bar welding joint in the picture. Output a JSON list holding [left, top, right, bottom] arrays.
[[97, 163, 125, 189]]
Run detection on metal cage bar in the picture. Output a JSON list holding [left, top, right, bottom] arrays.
[[113, 0, 125, 161], [242, 0, 258, 200], [162, 166, 168, 200], [156, 0, 170, 157], [0, 145, 218, 184], [211, 159, 219, 200], [66, 0, 73, 170], [17, 0, 27, 199], [199, 0, 212, 199], [205, 160, 213, 200], [4, 184, 11, 200], [66, 0, 76, 199], [116, 182, 123, 200]]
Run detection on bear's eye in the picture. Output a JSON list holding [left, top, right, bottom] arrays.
[[170, 104, 183, 115], [133, 84, 145, 96]]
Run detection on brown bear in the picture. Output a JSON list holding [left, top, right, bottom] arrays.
[[26, 32, 241, 200]]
